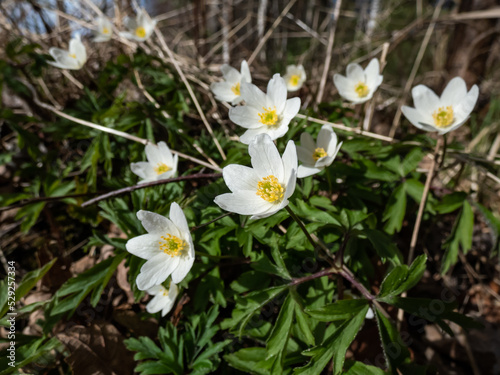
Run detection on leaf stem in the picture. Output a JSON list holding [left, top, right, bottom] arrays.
[[285, 205, 318, 250]]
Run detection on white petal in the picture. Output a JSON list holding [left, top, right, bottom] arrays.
[[136, 254, 179, 291], [69, 36, 87, 67], [440, 77, 467, 105], [296, 145, 315, 165], [161, 299, 176, 317], [315, 155, 334, 168], [333, 74, 358, 102], [146, 293, 166, 313], [126, 233, 160, 259], [130, 162, 150, 179], [401, 106, 436, 132], [282, 97, 301, 119], [147, 285, 164, 296], [364, 58, 382, 90], [157, 142, 174, 165], [137, 210, 180, 236], [283, 167, 297, 201], [211, 82, 237, 102], [267, 74, 287, 113], [145, 143, 162, 165], [317, 125, 337, 154], [240, 60, 252, 83], [169, 202, 189, 236], [240, 83, 267, 108], [300, 132, 315, 151], [454, 84, 479, 123], [220, 64, 240, 82], [214, 191, 274, 216], [298, 165, 322, 178], [345, 63, 364, 82], [249, 134, 285, 181], [222, 164, 260, 192], [238, 127, 267, 144], [229, 106, 262, 129], [282, 140, 298, 185], [411, 85, 440, 113], [170, 255, 194, 284]]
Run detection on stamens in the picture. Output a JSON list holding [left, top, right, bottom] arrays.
[[289, 75, 300, 87], [313, 147, 327, 161], [258, 107, 279, 126], [231, 82, 241, 96], [154, 163, 171, 175], [256, 175, 285, 203], [135, 26, 146, 38], [159, 234, 186, 258], [432, 106, 454, 128], [354, 82, 369, 98]]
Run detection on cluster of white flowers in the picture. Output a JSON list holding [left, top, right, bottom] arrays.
[[47, 10, 480, 317], [48, 8, 156, 70]]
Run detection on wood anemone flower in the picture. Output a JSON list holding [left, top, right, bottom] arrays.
[[297, 125, 342, 178], [210, 60, 252, 105], [229, 74, 301, 144], [120, 8, 157, 42], [284, 64, 306, 92], [214, 134, 297, 220], [126, 204, 195, 291], [130, 141, 178, 184], [401, 77, 479, 135], [93, 16, 113, 43], [333, 58, 383, 104], [146, 282, 178, 317], [48, 35, 87, 70]]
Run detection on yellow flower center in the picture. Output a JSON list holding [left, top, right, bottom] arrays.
[[154, 163, 171, 175], [159, 234, 186, 257], [231, 82, 241, 96], [102, 27, 110, 35], [162, 289, 169, 296], [256, 175, 285, 203], [289, 74, 300, 87], [354, 82, 369, 98], [432, 106, 454, 128], [135, 26, 146, 38], [258, 107, 279, 126], [69, 53, 76, 59], [313, 147, 327, 161]]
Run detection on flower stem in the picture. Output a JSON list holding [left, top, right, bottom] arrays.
[[289, 268, 337, 286], [285, 205, 317, 249], [408, 137, 442, 264]]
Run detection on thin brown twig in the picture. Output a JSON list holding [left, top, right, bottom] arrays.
[[408, 137, 443, 264], [1, 193, 99, 212], [315, 0, 342, 107], [153, 28, 226, 161], [247, 0, 298, 65], [81, 173, 222, 207], [389, 0, 445, 138]]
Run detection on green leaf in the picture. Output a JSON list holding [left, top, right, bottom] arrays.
[[441, 201, 474, 274], [224, 348, 271, 375], [375, 308, 411, 372], [363, 229, 403, 266], [383, 184, 407, 235], [344, 360, 387, 375], [295, 306, 368, 375], [266, 294, 294, 360], [0, 258, 56, 317], [305, 299, 368, 321], [378, 255, 427, 298]]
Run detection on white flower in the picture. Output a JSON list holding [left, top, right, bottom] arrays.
[[48, 35, 87, 70], [229, 74, 301, 144], [214, 134, 297, 220], [94, 16, 113, 43], [297, 125, 342, 178], [401, 77, 479, 135], [126, 204, 195, 291], [333, 58, 383, 104], [210, 60, 252, 105], [146, 282, 178, 317], [130, 142, 178, 184], [283, 64, 306, 92], [120, 8, 157, 42]]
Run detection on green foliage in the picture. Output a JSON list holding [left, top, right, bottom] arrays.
[[125, 306, 230, 375]]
